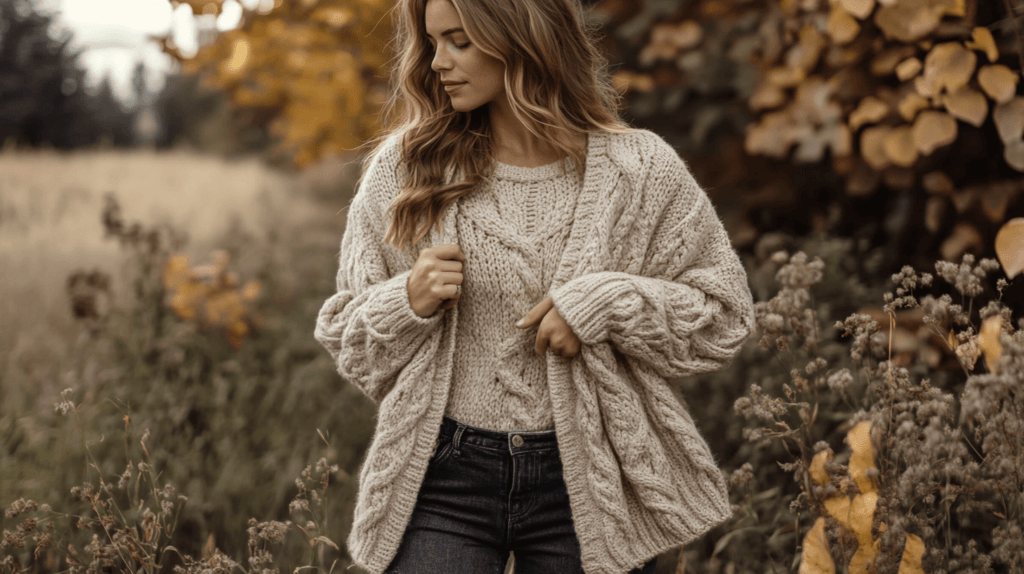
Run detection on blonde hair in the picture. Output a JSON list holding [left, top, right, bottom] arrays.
[[362, 0, 633, 251]]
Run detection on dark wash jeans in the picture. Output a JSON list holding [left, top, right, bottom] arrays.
[[385, 415, 658, 574]]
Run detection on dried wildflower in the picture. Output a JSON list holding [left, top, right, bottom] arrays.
[[141, 508, 156, 528], [755, 252, 825, 352], [161, 483, 176, 499], [54, 388, 76, 415], [117, 465, 131, 490], [805, 357, 827, 375], [934, 254, 999, 298], [4, 498, 38, 518], [161, 500, 174, 516], [1, 529, 25, 549], [835, 313, 880, 361], [734, 384, 788, 421], [826, 369, 854, 396], [288, 499, 310, 515], [16, 519, 36, 533], [728, 463, 755, 489]]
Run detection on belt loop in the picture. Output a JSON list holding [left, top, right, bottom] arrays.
[[452, 422, 466, 456]]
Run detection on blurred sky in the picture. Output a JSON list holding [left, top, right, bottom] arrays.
[[38, 0, 273, 100]]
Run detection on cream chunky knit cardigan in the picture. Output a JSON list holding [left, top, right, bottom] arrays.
[[314, 128, 755, 574]]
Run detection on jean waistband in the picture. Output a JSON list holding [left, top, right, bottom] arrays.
[[439, 415, 557, 453]]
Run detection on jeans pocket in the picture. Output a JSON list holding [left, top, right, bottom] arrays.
[[430, 436, 455, 466]]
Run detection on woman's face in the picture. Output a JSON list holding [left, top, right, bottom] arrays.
[[424, 0, 506, 113]]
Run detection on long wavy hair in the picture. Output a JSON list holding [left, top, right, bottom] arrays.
[[361, 0, 634, 251]]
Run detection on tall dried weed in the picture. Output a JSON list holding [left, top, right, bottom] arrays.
[[726, 248, 1023, 573]]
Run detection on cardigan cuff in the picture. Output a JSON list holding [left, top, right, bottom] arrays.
[[548, 271, 636, 346], [372, 269, 444, 338]]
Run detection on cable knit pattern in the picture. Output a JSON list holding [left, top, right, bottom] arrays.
[[314, 128, 756, 574], [446, 156, 579, 431]]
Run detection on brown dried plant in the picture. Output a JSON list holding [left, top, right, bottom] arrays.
[[734, 245, 1023, 573], [0, 389, 343, 574]]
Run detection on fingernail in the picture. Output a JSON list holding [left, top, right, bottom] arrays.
[[515, 319, 524, 327]]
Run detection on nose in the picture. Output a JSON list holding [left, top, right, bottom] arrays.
[[430, 44, 452, 73]]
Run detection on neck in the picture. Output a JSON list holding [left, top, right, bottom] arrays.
[[487, 94, 561, 164]]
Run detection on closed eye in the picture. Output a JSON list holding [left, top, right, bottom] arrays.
[[425, 37, 471, 51]]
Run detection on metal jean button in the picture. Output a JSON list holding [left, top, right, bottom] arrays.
[[512, 434, 524, 447]]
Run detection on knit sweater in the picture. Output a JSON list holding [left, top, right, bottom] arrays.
[[314, 128, 756, 574], [446, 156, 581, 431]]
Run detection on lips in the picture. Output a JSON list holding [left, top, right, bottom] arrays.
[[444, 82, 466, 92]]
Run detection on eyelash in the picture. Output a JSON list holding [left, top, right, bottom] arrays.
[[428, 40, 470, 51]]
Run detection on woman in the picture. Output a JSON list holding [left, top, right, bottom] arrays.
[[314, 0, 756, 572]]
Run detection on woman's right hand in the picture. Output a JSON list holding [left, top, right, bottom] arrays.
[[407, 243, 465, 318]]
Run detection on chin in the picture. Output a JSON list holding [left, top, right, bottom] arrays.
[[449, 98, 484, 113]]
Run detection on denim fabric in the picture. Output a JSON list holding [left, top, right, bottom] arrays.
[[384, 415, 659, 574]]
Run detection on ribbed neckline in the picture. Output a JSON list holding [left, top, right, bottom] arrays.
[[493, 156, 570, 183]]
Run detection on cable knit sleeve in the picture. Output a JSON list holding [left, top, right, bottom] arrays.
[[549, 134, 755, 379], [314, 137, 444, 404]]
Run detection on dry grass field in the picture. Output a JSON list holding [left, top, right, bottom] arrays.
[[0, 148, 340, 412]]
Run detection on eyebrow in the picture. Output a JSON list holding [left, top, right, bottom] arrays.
[[425, 27, 465, 39]]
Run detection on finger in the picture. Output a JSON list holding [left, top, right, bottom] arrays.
[[535, 333, 548, 356], [430, 243, 465, 263], [438, 283, 459, 299], [433, 271, 463, 286], [435, 259, 463, 272], [519, 297, 553, 328]]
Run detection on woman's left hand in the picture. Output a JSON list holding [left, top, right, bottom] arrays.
[[516, 297, 581, 358]]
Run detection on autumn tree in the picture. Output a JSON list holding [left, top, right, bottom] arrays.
[[160, 0, 1024, 267]]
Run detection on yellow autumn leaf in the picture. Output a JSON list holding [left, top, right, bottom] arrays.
[[241, 280, 263, 302], [898, 92, 931, 121], [914, 42, 976, 98], [849, 543, 878, 574], [847, 492, 879, 573], [221, 38, 250, 79], [810, 449, 834, 485], [828, 8, 861, 44], [162, 255, 192, 291], [310, 7, 356, 29], [942, 87, 988, 127], [895, 58, 922, 81], [850, 492, 878, 544], [978, 65, 1020, 104], [825, 495, 853, 530], [993, 97, 1024, 145], [874, 0, 944, 42], [800, 518, 836, 574], [1007, 140, 1024, 172], [898, 534, 926, 574], [843, 0, 875, 18], [941, 223, 983, 263], [850, 96, 889, 130], [884, 126, 918, 167], [912, 110, 958, 155], [978, 315, 1004, 373], [966, 27, 999, 63], [861, 125, 893, 170], [847, 421, 877, 495], [750, 84, 787, 110], [787, 25, 827, 72], [669, 20, 704, 50]]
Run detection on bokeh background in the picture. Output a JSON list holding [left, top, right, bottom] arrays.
[[2, 0, 1024, 572]]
